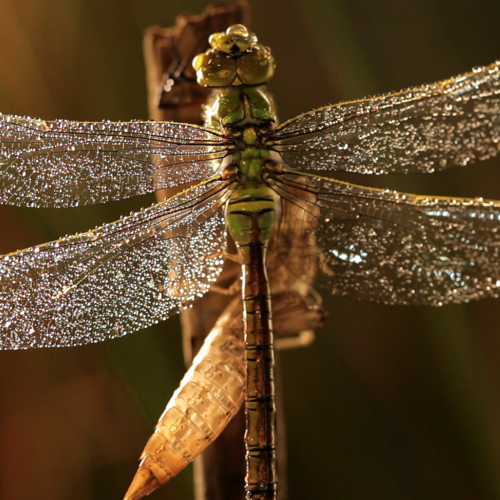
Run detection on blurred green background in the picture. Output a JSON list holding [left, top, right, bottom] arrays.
[[1, 0, 500, 499]]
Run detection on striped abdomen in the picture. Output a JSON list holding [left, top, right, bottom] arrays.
[[226, 186, 278, 500]]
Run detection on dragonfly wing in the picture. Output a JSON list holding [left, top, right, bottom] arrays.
[[270, 61, 500, 174], [0, 115, 229, 207], [270, 171, 500, 305], [0, 177, 231, 349]]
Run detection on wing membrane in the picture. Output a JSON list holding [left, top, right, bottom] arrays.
[[0, 177, 232, 349], [269, 171, 500, 305], [270, 61, 500, 174], [0, 115, 230, 207]]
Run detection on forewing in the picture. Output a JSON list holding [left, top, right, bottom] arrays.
[[270, 61, 500, 174], [0, 178, 231, 349], [270, 171, 500, 305], [0, 115, 229, 207]]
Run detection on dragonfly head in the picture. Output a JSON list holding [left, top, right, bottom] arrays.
[[193, 25, 275, 87]]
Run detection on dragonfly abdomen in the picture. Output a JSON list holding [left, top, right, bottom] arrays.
[[225, 188, 278, 499], [241, 242, 277, 500]]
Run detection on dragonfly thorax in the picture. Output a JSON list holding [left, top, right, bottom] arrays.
[[236, 144, 271, 179], [203, 85, 275, 129], [224, 126, 278, 248]]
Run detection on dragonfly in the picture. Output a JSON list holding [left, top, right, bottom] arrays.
[[2, 23, 500, 500]]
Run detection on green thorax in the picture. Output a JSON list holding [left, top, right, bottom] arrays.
[[224, 121, 276, 247], [204, 86, 275, 130]]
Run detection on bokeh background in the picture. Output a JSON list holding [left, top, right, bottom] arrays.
[[1, 0, 500, 499]]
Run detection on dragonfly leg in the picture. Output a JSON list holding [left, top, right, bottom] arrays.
[[272, 288, 325, 350], [210, 280, 241, 296], [222, 251, 244, 264], [275, 330, 315, 350]]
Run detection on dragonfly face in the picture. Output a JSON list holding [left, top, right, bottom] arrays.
[[2, 20, 500, 500]]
